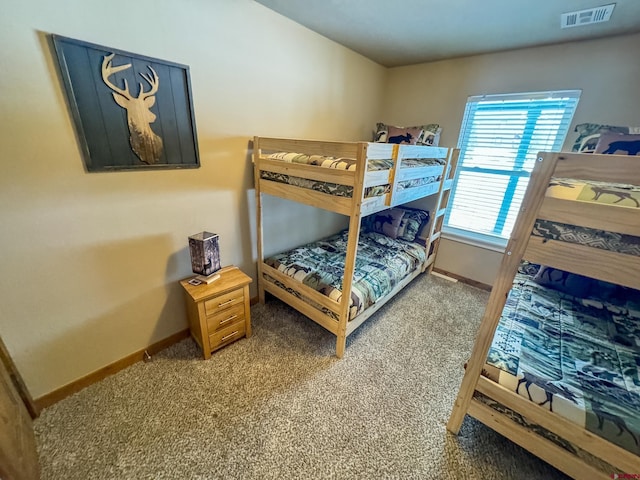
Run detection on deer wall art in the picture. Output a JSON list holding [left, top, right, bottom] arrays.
[[101, 53, 164, 165], [53, 35, 200, 171]]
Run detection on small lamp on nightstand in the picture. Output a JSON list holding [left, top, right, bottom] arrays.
[[188, 231, 221, 284]]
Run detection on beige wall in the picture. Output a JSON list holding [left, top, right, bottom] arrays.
[[383, 33, 640, 286], [5, 0, 640, 399], [0, 0, 386, 398]]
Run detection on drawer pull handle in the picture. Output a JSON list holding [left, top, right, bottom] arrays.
[[220, 314, 238, 325], [218, 298, 236, 308], [221, 331, 239, 342]]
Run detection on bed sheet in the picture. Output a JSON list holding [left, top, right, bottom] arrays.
[[534, 178, 640, 256], [260, 171, 440, 199], [267, 152, 394, 171], [264, 229, 426, 320], [547, 178, 640, 208], [260, 171, 394, 199], [400, 157, 445, 168], [485, 272, 640, 454]]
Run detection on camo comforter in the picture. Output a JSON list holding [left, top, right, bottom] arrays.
[[534, 178, 640, 256], [485, 272, 640, 455], [400, 157, 445, 168], [264, 229, 426, 320], [267, 152, 393, 171]]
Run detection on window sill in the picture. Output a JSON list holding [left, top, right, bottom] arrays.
[[441, 228, 507, 253]]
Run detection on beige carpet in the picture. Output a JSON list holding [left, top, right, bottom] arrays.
[[34, 274, 569, 479]]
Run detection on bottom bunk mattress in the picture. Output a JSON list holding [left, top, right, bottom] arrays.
[[263, 229, 426, 321], [484, 270, 640, 455]]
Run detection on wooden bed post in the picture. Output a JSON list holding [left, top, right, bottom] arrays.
[[335, 142, 368, 358], [447, 152, 560, 434], [252, 136, 266, 304]]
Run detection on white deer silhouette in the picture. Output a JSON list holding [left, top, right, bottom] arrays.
[[101, 53, 164, 165]]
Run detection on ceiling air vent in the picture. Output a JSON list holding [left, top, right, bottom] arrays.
[[561, 3, 615, 28]]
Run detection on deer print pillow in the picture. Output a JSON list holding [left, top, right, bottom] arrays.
[[386, 125, 423, 145], [369, 208, 406, 239], [374, 123, 441, 146], [595, 133, 640, 156], [571, 123, 640, 153]]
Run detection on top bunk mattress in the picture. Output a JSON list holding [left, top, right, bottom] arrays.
[[534, 177, 640, 257], [266, 151, 447, 172], [547, 178, 640, 209], [261, 153, 445, 203], [263, 229, 426, 321], [484, 267, 640, 455], [266, 152, 392, 171], [400, 157, 446, 168]]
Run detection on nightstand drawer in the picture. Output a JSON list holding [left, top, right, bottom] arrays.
[[181, 266, 252, 359], [209, 320, 246, 351], [204, 288, 244, 315], [207, 303, 245, 334]]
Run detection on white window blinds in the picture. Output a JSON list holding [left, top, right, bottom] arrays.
[[444, 90, 581, 247]]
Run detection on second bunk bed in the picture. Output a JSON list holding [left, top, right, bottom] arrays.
[[447, 151, 640, 478], [253, 136, 459, 357]]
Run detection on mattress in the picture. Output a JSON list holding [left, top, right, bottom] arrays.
[[267, 152, 394, 171], [547, 178, 640, 208], [262, 152, 446, 200], [267, 152, 445, 172], [264, 229, 426, 320], [260, 171, 441, 199], [485, 271, 640, 455], [534, 178, 640, 255], [400, 157, 446, 168], [260, 171, 392, 199], [397, 176, 441, 191], [533, 219, 640, 256]]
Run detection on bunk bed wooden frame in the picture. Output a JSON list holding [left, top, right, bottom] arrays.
[[253, 136, 459, 358], [447, 151, 640, 479]]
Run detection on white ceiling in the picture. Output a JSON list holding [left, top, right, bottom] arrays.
[[254, 0, 640, 67]]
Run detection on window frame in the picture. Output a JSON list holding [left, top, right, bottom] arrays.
[[443, 90, 581, 250]]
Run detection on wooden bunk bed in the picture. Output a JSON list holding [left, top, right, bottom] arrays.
[[447, 151, 640, 478], [253, 136, 459, 357]]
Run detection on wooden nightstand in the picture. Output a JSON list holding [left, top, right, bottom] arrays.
[[180, 266, 252, 359]]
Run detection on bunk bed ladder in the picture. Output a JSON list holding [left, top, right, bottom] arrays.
[[424, 148, 459, 272]]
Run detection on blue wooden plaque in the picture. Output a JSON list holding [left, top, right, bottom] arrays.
[[52, 35, 200, 171]]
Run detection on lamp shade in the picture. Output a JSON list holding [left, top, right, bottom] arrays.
[[188, 232, 221, 276]]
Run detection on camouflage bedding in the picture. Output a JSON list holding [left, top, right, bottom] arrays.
[[397, 176, 441, 191], [400, 157, 445, 168], [264, 229, 426, 320], [485, 271, 640, 455], [262, 153, 445, 200], [267, 152, 394, 171], [474, 392, 618, 474], [260, 171, 440, 199], [267, 152, 444, 171], [535, 178, 640, 255], [260, 171, 391, 199], [533, 219, 640, 256]]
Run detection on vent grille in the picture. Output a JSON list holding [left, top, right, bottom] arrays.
[[561, 4, 615, 28]]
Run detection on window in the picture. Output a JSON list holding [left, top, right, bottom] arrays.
[[444, 90, 580, 249]]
